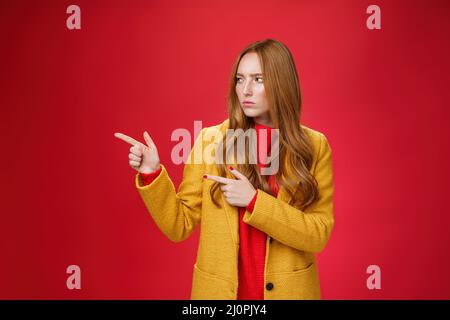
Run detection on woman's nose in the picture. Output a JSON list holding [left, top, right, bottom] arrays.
[[243, 80, 252, 95]]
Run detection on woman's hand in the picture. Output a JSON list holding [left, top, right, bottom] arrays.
[[205, 167, 256, 207], [114, 131, 161, 174]]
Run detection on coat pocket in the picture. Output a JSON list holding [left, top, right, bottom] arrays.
[[190, 264, 237, 300], [265, 262, 321, 300]]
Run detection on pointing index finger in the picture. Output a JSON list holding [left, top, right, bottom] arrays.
[[114, 132, 140, 146], [204, 174, 233, 184]]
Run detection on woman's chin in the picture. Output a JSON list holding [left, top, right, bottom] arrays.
[[242, 108, 259, 117]]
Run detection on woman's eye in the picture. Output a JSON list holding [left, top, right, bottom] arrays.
[[236, 77, 263, 83]]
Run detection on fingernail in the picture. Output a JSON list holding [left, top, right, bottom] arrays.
[[229, 166, 234, 171]]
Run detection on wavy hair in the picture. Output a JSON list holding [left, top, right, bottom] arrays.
[[209, 39, 319, 211]]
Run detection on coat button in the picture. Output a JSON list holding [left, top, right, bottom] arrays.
[[266, 282, 274, 291]]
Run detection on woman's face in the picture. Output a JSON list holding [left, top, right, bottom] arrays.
[[235, 52, 272, 126]]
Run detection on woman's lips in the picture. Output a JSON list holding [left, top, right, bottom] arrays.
[[243, 101, 255, 106]]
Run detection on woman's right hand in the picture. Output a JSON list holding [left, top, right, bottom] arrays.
[[114, 131, 161, 174]]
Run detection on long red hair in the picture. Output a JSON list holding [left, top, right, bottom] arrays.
[[209, 38, 319, 211]]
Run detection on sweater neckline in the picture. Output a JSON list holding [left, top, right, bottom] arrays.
[[253, 122, 275, 130]]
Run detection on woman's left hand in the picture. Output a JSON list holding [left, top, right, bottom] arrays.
[[204, 167, 256, 207]]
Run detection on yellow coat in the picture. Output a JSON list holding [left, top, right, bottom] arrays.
[[135, 118, 334, 300]]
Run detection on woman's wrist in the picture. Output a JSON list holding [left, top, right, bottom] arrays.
[[246, 189, 258, 212], [140, 164, 161, 175]]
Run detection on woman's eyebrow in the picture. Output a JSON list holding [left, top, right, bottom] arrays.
[[236, 73, 263, 76]]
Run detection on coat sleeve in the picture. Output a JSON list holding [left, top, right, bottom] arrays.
[[242, 133, 334, 253], [135, 128, 205, 243]]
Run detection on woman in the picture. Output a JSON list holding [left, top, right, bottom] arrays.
[[114, 39, 334, 300]]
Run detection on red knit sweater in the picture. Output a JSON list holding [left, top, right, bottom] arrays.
[[139, 122, 279, 300], [236, 122, 279, 300]]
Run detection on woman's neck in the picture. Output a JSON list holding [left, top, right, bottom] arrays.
[[253, 120, 274, 129]]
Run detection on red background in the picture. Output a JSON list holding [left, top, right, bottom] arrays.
[[1, 0, 449, 299]]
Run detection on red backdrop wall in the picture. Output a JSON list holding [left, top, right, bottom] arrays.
[[1, 0, 449, 299]]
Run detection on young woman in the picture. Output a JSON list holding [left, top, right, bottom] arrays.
[[114, 39, 334, 300]]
